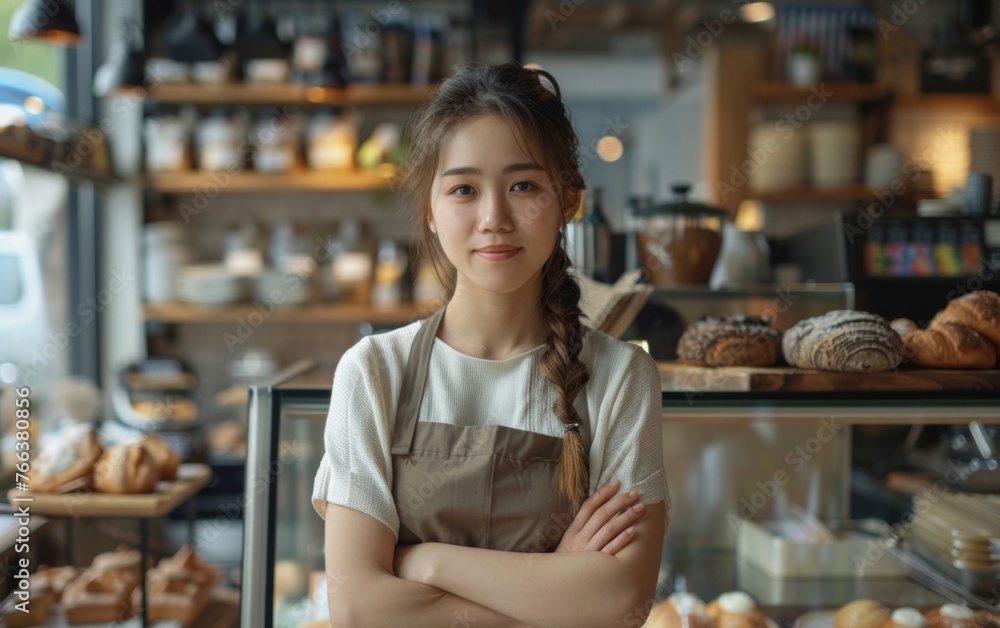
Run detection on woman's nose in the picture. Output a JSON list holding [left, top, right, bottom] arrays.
[[478, 190, 514, 232]]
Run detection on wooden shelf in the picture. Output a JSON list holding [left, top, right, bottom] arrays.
[[752, 82, 889, 103], [748, 185, 885, 203], [120, 82, 435, 106], [11, 463, 211, 518], [143, 302, 426, 325], [891, 92, 1000, 109], [145, 169, 394, 193]]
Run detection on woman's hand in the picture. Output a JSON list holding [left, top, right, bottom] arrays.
[[554, 479, 646, 555]]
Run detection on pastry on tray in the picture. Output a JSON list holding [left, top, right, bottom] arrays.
[[782, 310, 903, 373], [706, 591, 770, 628], [2, 572, 58, 627], [925, 604, 982, 628], [882, 607, 929, 628], [895, 319, 997, 369], [62, 568, 137, 624], [91, 545, 142, 583], [138, 433, 182, 481], [932, 290, 1000, 347], [33, 565, 78, 602], [93, 443, 160, 494], [32, 423, 103, 493], [833, 599, 891, 628], [676, 315, 783, 367], [645, 592, 712, 627], [133, 545, 222, 624]]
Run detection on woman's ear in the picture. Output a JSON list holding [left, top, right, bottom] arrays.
[[428, 217, 436, 234]]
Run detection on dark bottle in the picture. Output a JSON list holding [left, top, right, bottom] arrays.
[[320, 11, 348, 88], [588, 188, 612, 282]]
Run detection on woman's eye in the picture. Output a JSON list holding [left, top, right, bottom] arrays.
[[450, 185, 475, 196], [512, 181, 537, 192]]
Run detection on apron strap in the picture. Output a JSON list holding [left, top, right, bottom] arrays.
[[390, 305, 446, 455]]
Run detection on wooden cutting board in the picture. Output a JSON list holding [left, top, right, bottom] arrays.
[[657, 361, 1000, 392]]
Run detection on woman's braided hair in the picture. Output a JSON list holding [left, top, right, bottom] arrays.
[[398, 63, 591, 512]]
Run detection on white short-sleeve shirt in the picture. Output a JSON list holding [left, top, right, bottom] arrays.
[[311, 319, 670, 542]]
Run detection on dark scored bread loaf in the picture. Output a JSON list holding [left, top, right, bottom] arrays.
[[782, 310, 903, 373], [676, 316, 783, 367]]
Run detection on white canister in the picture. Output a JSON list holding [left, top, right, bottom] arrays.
[[865, 144, 903, 189], [144, 243, 193, 303], [809, 121, 860, 188], [748, 122, 806, 191]]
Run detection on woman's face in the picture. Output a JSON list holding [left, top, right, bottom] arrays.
[[429, 114, 570, 296]]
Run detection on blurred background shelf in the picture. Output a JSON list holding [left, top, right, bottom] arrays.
[[142, 302, 424, 324], [751, 81, 890, 103], [119, 82, 435, 106], [144, 169, 395, 193], [747, 185, 887, 203]]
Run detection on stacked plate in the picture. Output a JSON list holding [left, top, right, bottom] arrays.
[[254, 269, 313, 306], [904, 491, 1000, 594], [176, 264, 249, 307], [970, 127, 1000, 198], [748, 122, 806, 191], [809, 121, 860, 188]]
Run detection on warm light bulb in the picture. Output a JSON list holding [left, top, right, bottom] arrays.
[[736, 200, 764, 232], [740, 2, 775, 23], [597, 136, 624, 162]]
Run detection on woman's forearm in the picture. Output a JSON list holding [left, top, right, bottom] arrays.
[[409, 543, 644, 628], [333, 570, 534, 628]]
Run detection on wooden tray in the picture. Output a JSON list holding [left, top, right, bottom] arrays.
[[658, 362, 1000, 393], [8, 463, 212, 518]]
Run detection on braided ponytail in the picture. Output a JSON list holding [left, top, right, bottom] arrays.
[[538, 240, 590, 514]]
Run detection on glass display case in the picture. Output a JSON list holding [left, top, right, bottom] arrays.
[[241, 357, 1000, 626]]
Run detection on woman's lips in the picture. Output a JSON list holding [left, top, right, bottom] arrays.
[[475, 247, 521, 261]]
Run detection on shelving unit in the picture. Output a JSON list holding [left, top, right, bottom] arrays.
[[747, 185, 884, 203], [120, 82, 435, 107], [142, 302, 426, 325], [145, 168, 395, 194], [752, 81, 889, 104]]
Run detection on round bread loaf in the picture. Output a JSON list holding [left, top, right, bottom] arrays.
[[676, 316, 783, 367], [782, 310, 903, 373], [833, 600, 890, 628]]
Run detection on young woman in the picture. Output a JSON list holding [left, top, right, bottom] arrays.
[[312, 63, 670, 628]]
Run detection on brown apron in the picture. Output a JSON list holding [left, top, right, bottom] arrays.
[[390, 305, 591, 552]]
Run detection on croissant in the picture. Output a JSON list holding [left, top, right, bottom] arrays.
[[901, 321, 997, 369], [932, 290, 1000, 346]]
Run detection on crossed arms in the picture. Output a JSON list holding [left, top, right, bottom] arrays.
[[321, 488, 666, 628]]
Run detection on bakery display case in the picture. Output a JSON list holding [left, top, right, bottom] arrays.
[[242, 352, 1000, 626]]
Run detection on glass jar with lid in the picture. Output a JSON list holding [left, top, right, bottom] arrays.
[[631, 184, 728, 286]]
